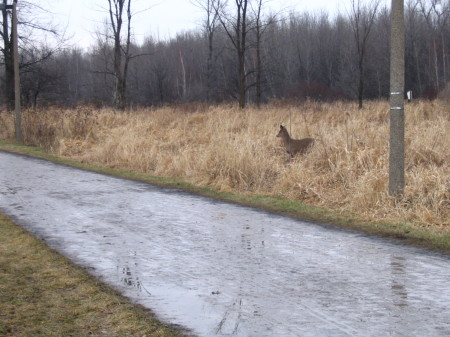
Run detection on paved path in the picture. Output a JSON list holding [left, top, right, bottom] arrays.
[[1, 151, 449, 337]]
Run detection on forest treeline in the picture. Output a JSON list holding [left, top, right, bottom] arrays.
[[1, 0, 449, 108]]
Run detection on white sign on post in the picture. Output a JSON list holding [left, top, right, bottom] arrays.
[[407, 90, 412, 102]]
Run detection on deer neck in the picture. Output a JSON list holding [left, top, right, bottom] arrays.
[[281, 133, 291, 147]]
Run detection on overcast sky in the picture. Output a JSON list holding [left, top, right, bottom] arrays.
[[40, 0, 386, 49]]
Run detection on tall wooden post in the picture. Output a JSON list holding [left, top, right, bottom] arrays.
[[12, 0, 22, 143], [389, 0, 405, 196]]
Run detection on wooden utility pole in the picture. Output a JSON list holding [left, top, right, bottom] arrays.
[[389, 0, 405, 196], [12, 0, 22, 142]]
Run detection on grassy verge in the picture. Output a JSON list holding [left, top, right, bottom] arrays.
[[1, 140, 449, 253], [0, 213, 187, 337]]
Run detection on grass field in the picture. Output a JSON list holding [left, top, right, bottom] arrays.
[[1, 100, 448, 230]]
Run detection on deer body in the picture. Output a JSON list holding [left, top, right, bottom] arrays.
[[277, 125, 315, 157]]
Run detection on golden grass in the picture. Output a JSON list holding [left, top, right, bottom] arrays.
[[1, 100, 448, 229]]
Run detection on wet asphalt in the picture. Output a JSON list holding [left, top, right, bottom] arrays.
[[0, 151, 449, 337]]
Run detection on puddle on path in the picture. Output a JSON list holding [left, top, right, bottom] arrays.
[[1, 151, 449, 337]]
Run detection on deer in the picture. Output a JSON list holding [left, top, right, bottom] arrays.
[[276, 125, 315, 158]]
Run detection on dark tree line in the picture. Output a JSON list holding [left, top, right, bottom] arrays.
[[1, 0, 449, 109], [1, 0, 60, 109]]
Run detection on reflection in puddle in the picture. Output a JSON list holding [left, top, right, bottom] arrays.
[[121, 266, 137, 287], [119, 263, 152, 297], [118, 251, 151, 296], [390, 256, 408, 308], [241, 229, 252, 251]]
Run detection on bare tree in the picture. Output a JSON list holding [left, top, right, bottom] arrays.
[[349, 0, 381, 109], [152, 46, 171, 105], [20, 45, 59, 107], [417, 0, 450, 91], [107, 0, 132, 111], [1, 0, 60, 109], [216, 0, 250, 108], [90, 27, 115, 105], [194, 0, 223, 102], [406, 0, 424, 95], [253, 0, 264, 107]]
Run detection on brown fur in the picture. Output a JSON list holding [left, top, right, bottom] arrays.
[[276, 125, 315, 157]]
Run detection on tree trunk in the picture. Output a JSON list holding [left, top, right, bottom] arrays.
[[237, 0, 248, 109], [255, 0, 263, 108], [358, 56, 364, 109], [238, 49, 246, 108], [204, 0, 219, 103], [412, 40, 422, 94], [433, 37, 439, 90], [349, 0, 380, 109], [207, 27, 214, 102], [442, 33, 447, 85], [108, 0, 132, 111], [179, 50, 187, 101], [113, 38, 126, 110], [216, 0, 249, 108]]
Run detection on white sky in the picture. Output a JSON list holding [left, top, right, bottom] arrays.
[[33, 0, 385, 50]]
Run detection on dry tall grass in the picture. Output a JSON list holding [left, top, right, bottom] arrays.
[[1, 101, 448, 228]]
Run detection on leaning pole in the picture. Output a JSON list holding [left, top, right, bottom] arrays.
[[389, 0, 405, 196]]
